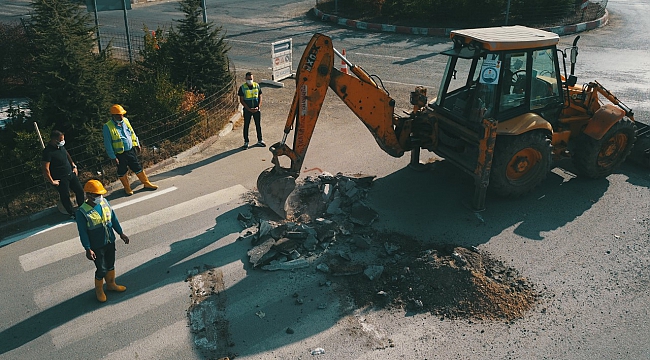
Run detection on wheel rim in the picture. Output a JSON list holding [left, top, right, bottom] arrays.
[[506, 148, 542, 180], [597, 133, 628, 168]]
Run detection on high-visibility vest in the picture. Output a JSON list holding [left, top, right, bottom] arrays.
[[79, 200, 114, 249], [240, 82, 260, 107], [105, 118, 139, 154]]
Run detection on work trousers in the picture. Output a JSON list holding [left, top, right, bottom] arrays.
[[243, 110, 262, 143], [92, 242, 116, 280], [55, 172, 85, 215], [115, 148, 143, 177]]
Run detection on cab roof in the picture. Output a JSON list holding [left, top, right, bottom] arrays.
[[450, 25, 559, 51]]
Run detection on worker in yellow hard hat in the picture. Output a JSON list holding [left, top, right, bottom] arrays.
[[75, 179, 130, 302], [103, 104, 158, 196]]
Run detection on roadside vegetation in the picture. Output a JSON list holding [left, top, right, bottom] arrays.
[[316, 0, 606, 28], [0, 0, 237, 223]]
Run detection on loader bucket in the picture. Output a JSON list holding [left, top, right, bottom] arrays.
[[256, 167, 297, 218]]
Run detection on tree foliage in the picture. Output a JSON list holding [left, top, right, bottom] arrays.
[[27, 0, 114, 141], [166, 0, 233, 96], [0, 23, 31, 97], [333, 0, 587, 28]]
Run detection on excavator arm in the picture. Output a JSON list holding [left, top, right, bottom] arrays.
[[258, 33, 407, 217]]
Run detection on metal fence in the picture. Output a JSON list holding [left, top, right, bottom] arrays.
[[0, 77, 239, 224]]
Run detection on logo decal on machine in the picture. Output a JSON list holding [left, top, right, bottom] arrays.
[[300, 85, 308, 116], [302, 44, 320, 72]]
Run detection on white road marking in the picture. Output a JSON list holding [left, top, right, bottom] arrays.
[[0, 187, 177, 247], [35, 230, 238, 309], [102, 320, 192, 360], [351, 52, 408, 60], [19, 185, 246, 272], [112, 186, 177, 210], [50, 282, 187, 348]]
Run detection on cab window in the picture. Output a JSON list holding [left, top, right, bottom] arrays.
[[530, 48, 561, 109], [499, 52, 528, 112]]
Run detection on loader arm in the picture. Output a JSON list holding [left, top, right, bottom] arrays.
[[258, 33, 406, 217], [268, 33, 405, 175]]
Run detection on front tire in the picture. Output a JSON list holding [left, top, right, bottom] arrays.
[[490, 131, 552, 197], [573, 117, 636, 178]]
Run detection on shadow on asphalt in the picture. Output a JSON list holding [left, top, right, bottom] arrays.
[[368, 159, 611, 243], [3, 156, 646, 357], [0, 203, 341, 358], [149, 147, 245, 182]]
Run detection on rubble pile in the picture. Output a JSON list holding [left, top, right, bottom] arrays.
[[242, 172, 540, 321]]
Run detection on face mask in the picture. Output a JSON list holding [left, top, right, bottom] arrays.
[[92, 195, 103, 205], [246, 80, 253, 86], [57, 140, 65, 147]]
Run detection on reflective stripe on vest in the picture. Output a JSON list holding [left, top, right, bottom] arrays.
[[79, 200, 112, 230], [105, 118, 139, 154], [241, 82, 260, 101]]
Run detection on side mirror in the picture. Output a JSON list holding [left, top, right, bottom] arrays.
[[570, 47, 578, 64]]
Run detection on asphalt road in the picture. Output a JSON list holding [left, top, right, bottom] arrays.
[[1, 0, 649, 359]]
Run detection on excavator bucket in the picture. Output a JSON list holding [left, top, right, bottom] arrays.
[[256, 167, 296, 218]]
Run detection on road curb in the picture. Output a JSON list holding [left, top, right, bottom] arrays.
[[311, 8, 609, 37]]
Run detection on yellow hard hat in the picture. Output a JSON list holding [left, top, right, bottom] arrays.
[[110, 104, 127, 115], [84, 180, 108, 195]]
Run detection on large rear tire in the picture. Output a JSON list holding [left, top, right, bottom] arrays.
[[490, 131, 552, 197], [572, 117, 636, 178]]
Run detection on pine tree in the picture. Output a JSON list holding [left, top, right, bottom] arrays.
[[27, 0, 114, 141], [167, 0, 233, 96]]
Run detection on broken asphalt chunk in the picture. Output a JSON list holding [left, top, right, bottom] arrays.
[[247, 238, 277, 267], [272, 237, 302, 254], [316, 263, 331, 273], [261, 258, 309, 271], [303, 234, 318, 251], [348, 203, 378, 226], [364, 265, 384, 281], [329, 263, 364, 276], [258, 220, 272, 238]]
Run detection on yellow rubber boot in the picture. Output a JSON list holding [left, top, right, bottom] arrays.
[[136, 171, 158, 190], [95, 278, 107, 302], [105, 270, 126, 292], [119, 175, 133, 196]]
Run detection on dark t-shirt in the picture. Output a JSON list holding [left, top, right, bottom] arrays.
[[238, 83, 262, 109], [42, 143, 72, 179]]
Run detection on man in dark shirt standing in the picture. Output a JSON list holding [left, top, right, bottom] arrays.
[[238, 72, 264, 149], [41, 130, 84, 219]]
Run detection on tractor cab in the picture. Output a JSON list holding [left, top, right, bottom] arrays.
[[432, 26, 565, 131]]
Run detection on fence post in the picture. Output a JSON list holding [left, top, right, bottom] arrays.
[[504, 0, 511, 25], [201, 0, 207, 23], [92, 0, 102, 52], [122, 0, 133, 63]]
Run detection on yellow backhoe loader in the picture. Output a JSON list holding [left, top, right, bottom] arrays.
[[258, 26, 650, 217]]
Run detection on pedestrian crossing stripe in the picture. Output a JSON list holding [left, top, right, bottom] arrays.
[[19, 185, 247, 272], [1, 186, 178, 248]]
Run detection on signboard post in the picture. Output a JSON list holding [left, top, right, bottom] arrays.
[[84, 0, 133, 62], [261, 38, 294, 87]]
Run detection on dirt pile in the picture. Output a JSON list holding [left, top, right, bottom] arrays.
[[242, 172, 540, 320]]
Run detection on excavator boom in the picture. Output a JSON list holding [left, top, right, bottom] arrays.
[[258, 33, 406, 217]]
